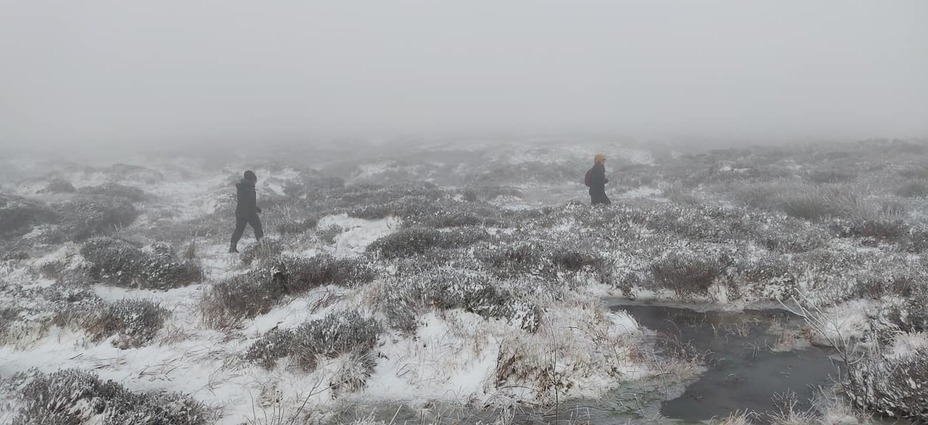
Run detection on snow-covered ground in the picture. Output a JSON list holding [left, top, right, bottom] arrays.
[[2, 139, 928, 424]]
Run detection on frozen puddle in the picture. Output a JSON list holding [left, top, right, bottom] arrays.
[[613, 303, 842, 422]]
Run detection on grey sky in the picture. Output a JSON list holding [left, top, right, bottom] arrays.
[[2, 1, 927, 150]]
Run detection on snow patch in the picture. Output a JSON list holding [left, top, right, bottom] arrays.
[[316, 214, 401, 258]]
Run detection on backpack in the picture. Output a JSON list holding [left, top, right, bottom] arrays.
[[584, 168, 593, 187]]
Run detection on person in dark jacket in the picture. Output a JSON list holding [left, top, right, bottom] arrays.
[[588, 154, 611, 205], [229, 170, 263, 253]]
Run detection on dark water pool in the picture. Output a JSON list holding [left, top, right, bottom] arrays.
[[614, 303, 841, 423], [340, 303, 855, 424]]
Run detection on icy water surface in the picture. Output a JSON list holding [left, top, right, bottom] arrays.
[[614, 303, 841, 423], [342, 303, 855, 424]]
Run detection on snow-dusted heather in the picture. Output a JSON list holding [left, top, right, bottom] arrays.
[[4, 139, 928, 423]]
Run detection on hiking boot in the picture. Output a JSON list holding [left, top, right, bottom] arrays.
[[229, 244, 239, 253]]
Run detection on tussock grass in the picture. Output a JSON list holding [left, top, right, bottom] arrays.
[[245, 310, 381, 374], [650, 252, 730, 299], [79, 299, 169, 348], [80, 237, 203, 290], [55, 195, 139, 241], [77, 183, 149, 202], [375, 269, 542, 334], [367, 227, 488, 259], [11, 368, 213, 425], [201, 256, 376, 328], [0, 194, 58, 239], [845, 347, 928, 422]]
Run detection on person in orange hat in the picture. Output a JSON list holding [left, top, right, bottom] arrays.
[[585, 154, 611, 205]]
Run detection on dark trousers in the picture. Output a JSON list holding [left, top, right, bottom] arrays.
[[231, 214, 263, 246], [589, 187, 611, 205]]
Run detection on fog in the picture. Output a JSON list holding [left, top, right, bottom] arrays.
[[2, 1, 927, 152]]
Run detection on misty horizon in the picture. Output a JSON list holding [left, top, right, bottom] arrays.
[[2, 1, 927, 152]]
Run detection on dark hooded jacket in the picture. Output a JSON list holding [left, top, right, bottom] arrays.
[[235, 178, 259, 218], [588, 163, 610, 204]]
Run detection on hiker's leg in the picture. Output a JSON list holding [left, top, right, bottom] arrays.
[[230, 217, 247, 251], [249, 214, 264, 241]]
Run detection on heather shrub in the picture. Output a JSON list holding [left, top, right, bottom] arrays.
[[830, 218, 907, 242], [481, 243, 544, 279], [277, 216, 318, 235], [98, 163, 165, 184], [12, 368, 212, 425], [77, 183, 149, 202], [0, 194, 58, 239], [479, 243, 603, 280], [549, 248, 601, 272], [201, 256, 374, 328], [42, 177, 76, 193], [462, 185, 524, 202], [0, 307, 20, 344], [245, 310, 381, 372], [80, 237, 203, 290], [80, 299, 169, 348], [329, 350, 378, 398], [240, 238, 285, 266], [895, 181, 928, 198], [200, 269, 282, 329], [733, 182, 862, 222], [807, 170, 855, 184], [274, 255, 376, 293], [650, 252, 730, 299], [367, 227, 488, 259], [56, 195, 139, 241], [380, 270, 541, 333], [80, 237, 146, 286], [845, 348, 928, 422], [316, 224, 342, 244], [884, 284, 928, 333]]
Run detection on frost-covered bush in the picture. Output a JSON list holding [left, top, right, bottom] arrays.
[[56, 195, 139, 241], [830, 218, 907, 242], [845, 348, 928, 422], [80, 237, 203, 290], [883, 284, 928, 333], [367, 227, 488, 259], [895, 181, 928, 198], [240, 238, 285, 266], [200, 269, 282, 329], [733, 182, 860, 222], [245, 311, 381, 373], [751, 217, 829, 253], [202, 256, 373, 328], [282, 173, 344, 197], [277, 216, 318, 235], [380, 270, 541, 333], [12, 368, 212, 425], [479, 242, 604, 281], [80, 299, 169, 348], [650, 252, 730, 299], [0, 307, 20, 344], [95, 163, 165, 184], [481, 243, 544, 279], [0, 194, 58, 239], [42, 177, 76, 193], [807, 170, 856, 184], [316, 224, 342, 244], [274, 255, 376, 293], [77, 183, 149, 202], [80, 237, 146, 285], [329, 350, 377, 398], [549, 248, 602, 273], [462, 185, 524, 202]]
